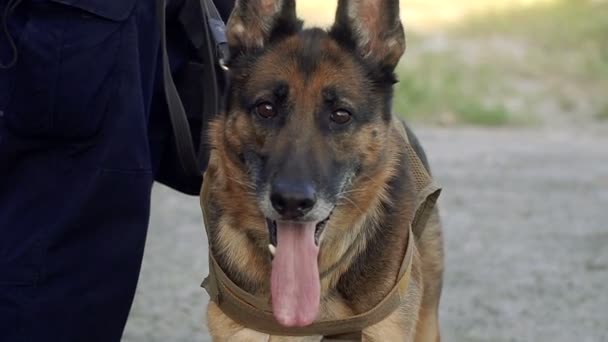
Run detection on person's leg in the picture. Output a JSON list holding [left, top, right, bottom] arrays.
[[0, 1, 159, 340], [1, 0, 238, 339]]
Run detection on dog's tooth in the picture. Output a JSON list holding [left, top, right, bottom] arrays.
[[268, 244, 276, 256]]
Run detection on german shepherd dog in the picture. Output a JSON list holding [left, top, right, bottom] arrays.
[[203, 0, 444, 340]]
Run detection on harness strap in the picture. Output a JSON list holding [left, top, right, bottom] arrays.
[[201, 220, 414, 337], [394, 119, 442, 238]]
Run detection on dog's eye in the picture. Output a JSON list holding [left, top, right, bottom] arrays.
[[330, 109, 352, 125], [255, 102, 276, 119]]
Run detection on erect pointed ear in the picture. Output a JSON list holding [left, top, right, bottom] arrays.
[[226, 0, 302, 55], [330, 0, 406, 70]]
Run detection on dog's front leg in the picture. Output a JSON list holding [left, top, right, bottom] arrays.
[[269, 336, 322, 342], [207, 302, 321, 342], [207, 302, 270, 342], [361, 308, 417, 342]]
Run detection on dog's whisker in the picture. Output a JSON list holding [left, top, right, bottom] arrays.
[[226, 176, 256, 191], [337, 195, 365, 214], [337, 188, 367, 197]]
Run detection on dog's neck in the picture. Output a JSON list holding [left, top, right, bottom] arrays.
[[205, 125, 416, 313]]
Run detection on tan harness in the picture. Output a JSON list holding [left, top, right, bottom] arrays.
[[199, 120, 441, 340]]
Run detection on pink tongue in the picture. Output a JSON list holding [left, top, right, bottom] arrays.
[[271, 221, 320, 327]]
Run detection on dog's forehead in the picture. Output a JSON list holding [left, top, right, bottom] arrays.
[[248, 30, 366, 99]]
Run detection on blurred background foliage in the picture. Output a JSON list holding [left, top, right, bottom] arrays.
[[297, 0, 608, 126]]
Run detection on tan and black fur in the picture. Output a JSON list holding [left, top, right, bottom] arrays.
[[203, 0, 444, 340]]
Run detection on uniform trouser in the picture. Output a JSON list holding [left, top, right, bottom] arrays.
[[0, 0, 231, 340]]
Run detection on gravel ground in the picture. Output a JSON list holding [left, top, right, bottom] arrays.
[[122, 126, 608, 342]]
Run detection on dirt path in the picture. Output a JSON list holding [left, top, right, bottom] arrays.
[[122, 126, 608, 342]]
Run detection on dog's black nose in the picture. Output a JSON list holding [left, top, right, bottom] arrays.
[[270, 181, 316, 219]]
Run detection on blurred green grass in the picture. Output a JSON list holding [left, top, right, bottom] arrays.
[[299, 0, 608, 126], [598, 105, 608, 121]]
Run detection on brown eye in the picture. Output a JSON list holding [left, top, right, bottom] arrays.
[[255, 102, 276, 119], [330, 109, 352, 125]]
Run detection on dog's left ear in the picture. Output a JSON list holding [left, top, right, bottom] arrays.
[[226, 0, 301, 56], [331, 0, 406, 71]]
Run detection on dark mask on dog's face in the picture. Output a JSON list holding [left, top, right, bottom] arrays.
[[219, 0, 406, 327]]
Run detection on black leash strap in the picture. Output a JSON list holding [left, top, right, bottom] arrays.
[[182, 0, 229, 172], [157, 0, 228, 178], [1, 0, 24, 69]]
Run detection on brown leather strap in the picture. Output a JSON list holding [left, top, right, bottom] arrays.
[[202, 223, 414, 337], [394, 118, 442, 238]]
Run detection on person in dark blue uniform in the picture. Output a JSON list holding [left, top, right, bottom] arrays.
[[0, 0, 233, 340]]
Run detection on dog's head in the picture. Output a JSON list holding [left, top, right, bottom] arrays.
[[212, 0, 406, 327]]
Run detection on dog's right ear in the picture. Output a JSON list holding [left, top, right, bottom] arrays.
[[330, 0, 406, 73], [226, 0, 302, 56]]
